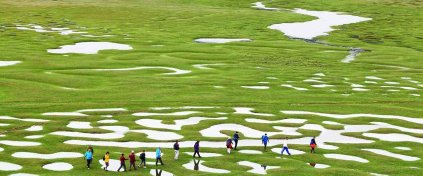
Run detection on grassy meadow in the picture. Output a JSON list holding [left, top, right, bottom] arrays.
[[0, 0, 422, 175]]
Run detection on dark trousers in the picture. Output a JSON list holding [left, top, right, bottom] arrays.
[[193, 151, 201, 158], [129, 161, 136, 170], [86, 159, 92, 168], [139, 159, 146, 167], [263, 143, 268, 150], [104, 162, 109, 170], [118, 163, 126, 172], [234, 139, 238, 150], [156, 157, 163, 165]]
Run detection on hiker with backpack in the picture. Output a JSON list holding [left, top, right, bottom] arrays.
[[233, 131, 240, 150], [226, 137, 233, 154], [103, 151, 110, 171], [156, 147, 164, 166], [84, 148, 93, 169], [310, 136, 317, 153], [139, 150, 146, 168]]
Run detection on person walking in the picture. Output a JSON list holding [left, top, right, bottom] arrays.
[[129, 150, 137, 171], [174, 140, 180, 160], [262, 133, 269, 151], [233, 131, 240, 150], [84, 148, 93, 169], [310, 136, 317, 153], [193, 141, 201, 158], [281, 137, 291, 155], [139, 150, 146, 168], [156, 147, 164, 166], [103, 151, 110, 171], [117, 153, 127, 172], [226, 137, 233, 154]]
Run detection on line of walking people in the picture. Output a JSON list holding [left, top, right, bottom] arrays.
[[83, 132, 318, 172]]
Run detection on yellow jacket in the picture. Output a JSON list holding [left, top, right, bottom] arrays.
[[104, 154, 110, 162]]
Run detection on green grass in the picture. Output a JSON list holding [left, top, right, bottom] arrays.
[[0, 0, 422, 175]]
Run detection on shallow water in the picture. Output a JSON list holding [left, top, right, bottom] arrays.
[[194, 38, 251, 44], [183, 152, 223, 157], [251, 2, 278, 11], [0, 140, 41, 146], [0, 61, 21, 67], [42, 162, 73, 171], [200, 123, 285, 138], [362, 149, 420, 161], [324, 154, 369, 163], [67, 121, 92, 129], [93, 66, 191, 75], [9, 173, 38, 176], [132, 130, 183, 140], [42, 112, 88, 116], [0, 161, 22, 171], [281, 111, 423, 124], [0, 116, 49, 122], [47, 42, 132, 54], [238, 150, 263, 154], [395, 147, 411, 151], [150, 169, 174, 176], [308, 163, 330, 169], [281, 84, 308, 91], [268, 9, 371, 40], [245, 118, 306, 124], [183, 160, 230, 173], [241, 86, 270, 90], [97, 119, 118, 124], [133, 111, 199, 117], [193, 63, 225, 70], [12, 152, 83, 159], [25, 125, 43, 131], [362, 133, 423, 144], [234, 107, 274, 116], [238, 161, 279, 174]]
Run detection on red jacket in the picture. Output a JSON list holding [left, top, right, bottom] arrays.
[[129, 153, 136, 162], [120, 156, 127, 164]]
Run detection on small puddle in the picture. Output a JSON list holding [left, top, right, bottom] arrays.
[[324, 154, 369, 163], [47, 42, 132, 54], [42, 162, 73, 171], [308, 162, 330, 169], [362, 148, 420, 161], [0, 61, 21, 67], [194, 38, 251, 44], [150, 169, 174, 176], [0, 161, 22, 171], [183, 160, 230, 173], [238, 161, 279, 174]]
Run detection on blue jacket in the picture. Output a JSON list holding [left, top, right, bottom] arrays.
[[194, 142, 200, 151], [233, 133, 239, 140], [262, 135, 269, 143], [156, 148, 161, 158], [310, 139, 316, 145], [84, 151, 93, 160]]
